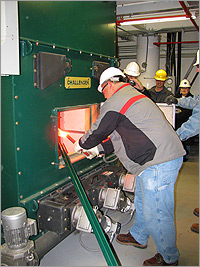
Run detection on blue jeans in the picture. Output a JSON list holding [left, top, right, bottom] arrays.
[[130, 157, 183, 264]]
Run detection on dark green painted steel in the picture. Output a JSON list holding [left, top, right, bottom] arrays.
[[1, 1, 116, 218], [1, 77, 18, 208], [19, 1, 116, 57], [59, 143, 119, 266]]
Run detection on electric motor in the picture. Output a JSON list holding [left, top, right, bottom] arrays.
[[2, 207, 37, 250], [1, 207, 38, 266]]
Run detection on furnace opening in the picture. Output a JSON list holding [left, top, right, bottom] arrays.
[[55, 104, 100, 168]]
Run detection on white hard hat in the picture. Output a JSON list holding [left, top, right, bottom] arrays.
[[124, 62, 141, 77], [179, 79, 191, 88], [194, 50, 199, 66], [98, 67, 125, 92]]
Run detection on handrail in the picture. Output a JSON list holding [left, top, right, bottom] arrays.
[[58, 143, 120, 266]]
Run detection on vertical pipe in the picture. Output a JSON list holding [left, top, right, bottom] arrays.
[[137, 35, 160, 89], [176, 32, 182, 96], [166, 33, 172, 75], [171, 33, 175, 75], [172, 33, 176, 80]]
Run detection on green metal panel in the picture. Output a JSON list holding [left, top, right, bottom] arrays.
[[19, 1, 116, 57], [1, 77, 18, 208], [1, 1, 117, 217]]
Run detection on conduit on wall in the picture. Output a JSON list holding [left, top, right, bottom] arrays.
[[179, 1, 199, 32]]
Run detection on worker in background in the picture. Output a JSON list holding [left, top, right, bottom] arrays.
[[74, 67, 185, 266], [176, 79, 193, 99], [123, 62, 151, 98], [175, 79, 194, 162], [148, 69, 174, 103], [165, 49, 199, 234]]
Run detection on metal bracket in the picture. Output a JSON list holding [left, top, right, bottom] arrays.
[[91, 61, 110, 80], [33, 52, 71, 89], [20, 40, 33, 57]]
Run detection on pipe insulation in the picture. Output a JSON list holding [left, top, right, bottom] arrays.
[[136, 35, 160, 89]]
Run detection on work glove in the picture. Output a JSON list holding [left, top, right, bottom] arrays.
[[74, 141, 100, 160], [74, 141, 83, 154], [84, 146, 100, 160], [164, 95, 178, 105]]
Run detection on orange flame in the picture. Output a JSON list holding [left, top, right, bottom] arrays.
[[58, 128, 68, 138], [58, 128, 76, 144]]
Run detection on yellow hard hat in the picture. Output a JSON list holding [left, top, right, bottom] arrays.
[[154, 69, 168, 81]]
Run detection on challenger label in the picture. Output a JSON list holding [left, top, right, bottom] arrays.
[[65, 77, 91, 89]]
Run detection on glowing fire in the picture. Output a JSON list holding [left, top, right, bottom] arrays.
[[58, 128, 68, 138], [58, 128, 76, 144]]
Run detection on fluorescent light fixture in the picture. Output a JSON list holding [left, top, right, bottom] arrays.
[[118, 15, 190, 26]]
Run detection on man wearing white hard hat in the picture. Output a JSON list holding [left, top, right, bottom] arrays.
[[178, 79, 193, 98], [175, 79, 194, 162], [176, 79, 193, 129], [74, 66, 185, 266], [124, 62, 151, 98], [165, 50, 199, 234], [165, 50, 199, 140]]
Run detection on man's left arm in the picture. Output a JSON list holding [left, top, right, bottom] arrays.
[[176, 112, 199, 141], [178, 95, 199, 109], [176, 103, 199, 141]]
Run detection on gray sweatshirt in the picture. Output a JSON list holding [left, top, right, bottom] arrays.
[[80, 83, 185, 175]]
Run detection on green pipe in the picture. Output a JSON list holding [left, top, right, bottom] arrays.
[[58, 143, 119, 266], [20, 37, 116, 60]]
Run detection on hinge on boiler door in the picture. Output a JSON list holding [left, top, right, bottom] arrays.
[[33, 52, 71, 90], [91, 61, 110, 80]]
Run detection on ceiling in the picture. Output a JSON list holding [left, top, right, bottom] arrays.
[[116, 1, 199, 40]]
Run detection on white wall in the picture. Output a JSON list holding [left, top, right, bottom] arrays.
[[1, 1, 20, 75]]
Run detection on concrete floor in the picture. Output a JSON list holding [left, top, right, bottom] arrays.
[[40, 143, 199, 266]]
